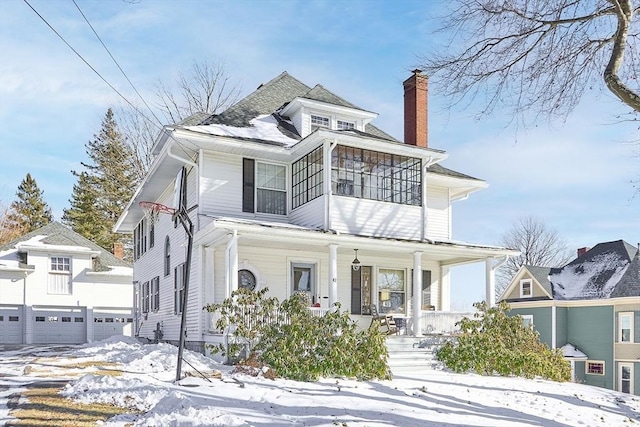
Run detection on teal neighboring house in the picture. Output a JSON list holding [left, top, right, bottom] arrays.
[[500, 240, 640, 395]]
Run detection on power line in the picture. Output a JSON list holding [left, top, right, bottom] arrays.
[[71, 0, 164, 128], [22, 0, 196, 163]]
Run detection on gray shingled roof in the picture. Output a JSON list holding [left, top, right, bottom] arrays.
[[427, 163, 483, 181], [0, 221, 130, 270], [303, 84, 365, 111], [610, 246, 640, 298], [550, 239, 638, 300], [524, 265, 553, 296]]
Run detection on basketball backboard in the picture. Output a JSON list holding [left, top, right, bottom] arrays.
[[173, 166, 187, 212]]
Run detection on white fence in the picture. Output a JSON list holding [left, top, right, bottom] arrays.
[[418, 311, 476, 335]]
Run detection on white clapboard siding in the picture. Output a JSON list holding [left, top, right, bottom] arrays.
[[200, 152, 243, 217], [426, 186, 451, 240], [330, 197, 422, 240], [290, 196, 325, 228]]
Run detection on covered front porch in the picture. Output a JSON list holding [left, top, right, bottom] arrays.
[[197, 217, 518, 338]]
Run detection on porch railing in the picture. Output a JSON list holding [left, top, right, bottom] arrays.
[[207, 306, 332, 333], [418, 311, 475, 335]]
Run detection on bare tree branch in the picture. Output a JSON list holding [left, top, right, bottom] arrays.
[[420, 0, 639, 125]]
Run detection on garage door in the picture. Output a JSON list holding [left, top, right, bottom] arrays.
[[33, 307, 86, 344], [93, 309, 133, 341], [0, 305, 24, 344]]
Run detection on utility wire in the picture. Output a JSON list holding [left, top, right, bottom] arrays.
[[23, 0, 196, 163], [71, 0, 164, 128]]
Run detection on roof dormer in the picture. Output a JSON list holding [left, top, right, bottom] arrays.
[[280, 94, 378, 138]]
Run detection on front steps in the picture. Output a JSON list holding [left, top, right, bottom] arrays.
[[385, 335, 453, 375]]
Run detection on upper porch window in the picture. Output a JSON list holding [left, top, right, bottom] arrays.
[[331, 145, 421, 206]]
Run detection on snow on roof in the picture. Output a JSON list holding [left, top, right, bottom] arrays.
[[552, 251, 630, 300], [182, 114, 299, 146], [560, 343, 588, 359]]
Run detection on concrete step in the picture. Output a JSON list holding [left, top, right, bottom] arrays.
[[385, 335, 450, 374]]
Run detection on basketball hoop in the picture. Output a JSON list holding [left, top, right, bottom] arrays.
[[139, 201, 176, 224]]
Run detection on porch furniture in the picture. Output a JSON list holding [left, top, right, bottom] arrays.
[[370, 304, 398, 335]]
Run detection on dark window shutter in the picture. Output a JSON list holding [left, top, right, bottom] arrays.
[[351, 268, 362, 314], [243, 158, 255, 213]]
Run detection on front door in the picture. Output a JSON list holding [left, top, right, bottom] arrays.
[[619, 363, 633, 394]]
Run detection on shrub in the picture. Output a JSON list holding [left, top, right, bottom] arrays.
[[205, 288, 391, 382], [436, 301, 571, 382]]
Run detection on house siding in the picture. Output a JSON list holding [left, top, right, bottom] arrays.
[[567, 306, 614, 390], [556, 306, 568, 347], [510, 307, 553, 346], [290, 196, 325, 228], [426, 186, 450, 240], [330, 196, 422, 240], [200, 152, 244, 218]]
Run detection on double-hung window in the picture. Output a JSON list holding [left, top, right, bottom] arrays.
[[520, 279, 532, 298], [48, 256, 71, 294], [243, 159, 287, 215], [142, 281, 150, 314], [377, 268, 405, 314], [619, 312, 634, 343]]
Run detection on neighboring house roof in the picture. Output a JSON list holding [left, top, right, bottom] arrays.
[[550, 240, 638, 300], [524, 265, 553, 296], [560, 343, 588, 359], [0, 221, 130, 271]]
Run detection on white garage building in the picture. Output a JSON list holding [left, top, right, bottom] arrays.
[[0, 222, 133, 344]]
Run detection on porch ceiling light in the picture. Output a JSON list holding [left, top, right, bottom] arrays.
[[352, 249, 361, 271]]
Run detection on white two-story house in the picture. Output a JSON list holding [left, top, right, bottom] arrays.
[[115, 70, 517, 352]]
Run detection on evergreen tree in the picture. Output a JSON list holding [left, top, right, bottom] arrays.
[[66, 108, 136, 252], [7, 173, 53, 233], [62, 171, 106, 242]]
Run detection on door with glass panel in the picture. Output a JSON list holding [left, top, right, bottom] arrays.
[[291, 263, 316, 304]]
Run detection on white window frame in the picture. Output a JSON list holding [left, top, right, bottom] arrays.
[[377, 268, 406, 315], [174, 263, 185, 315], [619, 362, 634, 394], [520, 279, 533, 298], [521, 314, 534, 328], [142, 281, 150, 314], [586, 360, 605, 375], [337, 120, 355, 130], [618, 312, 634, 343], [48, 256, 71, 294], [311, 114, 330, 128], [256, 161, 287, 215]]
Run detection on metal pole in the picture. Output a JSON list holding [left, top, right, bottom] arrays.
[[175, 209, 193, 382]]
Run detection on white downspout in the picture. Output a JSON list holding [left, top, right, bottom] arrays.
[[485, 256, 509, 306], [225, 230, 238, 298]]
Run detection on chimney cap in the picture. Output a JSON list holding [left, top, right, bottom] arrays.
[[411, 69, 423, 75]]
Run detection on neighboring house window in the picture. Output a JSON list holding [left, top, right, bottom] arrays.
[[331, 145, 422, 206], [521, 315, 534, 328], [586, 361, 605, 375], [292, 147, 323, 209], [48, 256, 71, 294], [619, 363, 634, 394], [142, 281, 150, 314], [337, 120, 355, 130], [164, 236, 171, 277], [243, 159, 287, 215], [174, 263, 185, 314], [311, 114, 329, 128], [520, 279, 533, 298], [619, 312, 633, 343], [351, 266, 372, 315], [151, 276, 160, 312], [291, 263, 316, 304], [378, 268, 405, 314]]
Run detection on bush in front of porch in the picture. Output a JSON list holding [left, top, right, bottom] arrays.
[[205, 288, 392, 382], [436, 301, 571, 382]]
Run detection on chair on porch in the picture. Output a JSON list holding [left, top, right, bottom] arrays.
[[369, 304, 398, 335]]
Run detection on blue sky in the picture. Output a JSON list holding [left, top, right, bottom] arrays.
[[1, 0, 638, 309]]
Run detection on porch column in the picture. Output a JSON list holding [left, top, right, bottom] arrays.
[[226, 231, 238, 297], [485, 257, 495, 307], [412, 251, 423, 336], [440, 266, 451, 311], [328, 244, 338, 308]]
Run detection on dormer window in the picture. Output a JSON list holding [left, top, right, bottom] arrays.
[[337, 120, 355, 130], [311, 115, 329, 128], [520, 279, 532, 298]]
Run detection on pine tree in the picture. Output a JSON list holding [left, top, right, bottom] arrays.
[[7, 173, 53, 233], [66, 108, 136, 252], [62, 171, 107, 242]]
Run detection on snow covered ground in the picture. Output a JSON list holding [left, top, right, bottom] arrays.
[[1, 336, 638, 426]]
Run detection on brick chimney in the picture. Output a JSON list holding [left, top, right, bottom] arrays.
[[403, 69, 429, 147], [113, 242, 124, 260], [577, 247, 590, 257]]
